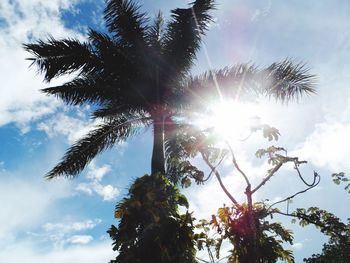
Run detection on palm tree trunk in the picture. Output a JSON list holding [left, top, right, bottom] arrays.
[[151, 114, 165, 175]]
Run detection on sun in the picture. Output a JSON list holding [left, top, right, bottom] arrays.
[[194, 100, 262, 143]]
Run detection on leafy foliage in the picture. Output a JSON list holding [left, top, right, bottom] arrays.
[[301, 173, 350, 262], [108, 174, 197, 263], [196, 203, 295, 263], [303, 227, 350, 263], [332, 172, 350, 193]]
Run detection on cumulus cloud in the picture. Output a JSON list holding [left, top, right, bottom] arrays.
[[76, 162, 119, 201], [27, 219, 102, 248], [43, 219, 102, 233], [295, 122, 350, 171], [37, 112, 102, 143], [0, 241, 115, 263], [67, 235, 93, 245], [0, 175, 72, 247], [0, 0, 84, 130], [293, 98, 350, 172], [292, 242, 303, 250]]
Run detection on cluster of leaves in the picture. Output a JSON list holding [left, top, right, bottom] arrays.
[[255, 146, 286, 165], [196, 203, 295, 263], [303, 223, 350, 263], [297, 178, 350, 262], [292, 207, 347, 237], [108, 174, 197, 263], [165, 122, 224, 186], [332, 172, 350, 193]]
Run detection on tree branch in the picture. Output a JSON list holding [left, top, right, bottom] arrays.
[[226, 142, 250, 187], [201, 151, 241, 209], [252, 156, 306, 194], [201, 152, 226, 182], [267, 173, 321, 210], [273, 210, 345, 240]]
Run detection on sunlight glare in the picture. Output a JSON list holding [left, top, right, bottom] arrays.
[[195, 100, 262, 142]]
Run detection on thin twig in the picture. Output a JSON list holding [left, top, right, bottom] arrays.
[[267, 174, 321, 210], [202, 152, 227, 182]]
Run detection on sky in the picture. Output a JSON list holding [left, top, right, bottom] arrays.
[[0, 0, 350, 262]]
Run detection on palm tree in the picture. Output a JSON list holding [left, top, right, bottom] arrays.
[[24, 0, 315, 180]]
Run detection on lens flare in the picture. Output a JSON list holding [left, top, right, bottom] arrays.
[[194, 100, 262, 142]]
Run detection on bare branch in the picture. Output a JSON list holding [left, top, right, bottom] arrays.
[[226, 142, 250, 187], [201, 152, 226, 183], [252, 156, 306, 194], [252, 162, 283, 194], [201, 151, 241, 209], [268, 173, 321, 210]]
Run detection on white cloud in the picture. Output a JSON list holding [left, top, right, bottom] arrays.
[[86, 162, 111, 181], [31, 217, 101, 247], [0, 0, 84, 130], [292, 242, 303, 250], [0, 241, 115, 263], [66, 235, 93, 245], [0, 175, 72, 247], [37, 112, 102, 143], [295, 122, 350, 171], [293, 98, 350, 172], [43, 219, 102, 233], [76, 162, 119, 201]]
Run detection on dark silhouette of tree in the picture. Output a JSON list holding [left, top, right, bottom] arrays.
[[24, 0, 315, 180], [302, 173, 350, 263], [108, 174, 196, 263]]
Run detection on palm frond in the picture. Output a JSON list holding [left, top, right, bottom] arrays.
[[174, 64, 259, 109], [104, 0, 148, 45], [146, 12, 164, 49], [41, 74, 120, 106], [24, 37, 99, 82], [163, 0, 215, 78], [262, 59, 316, 101], [176, 60, 315, 109], [46, 115, 151, 179], [87, 29, 139, 76], [92, 104, 149, 120]]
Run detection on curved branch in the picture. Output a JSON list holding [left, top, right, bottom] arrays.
[[201, 151, 241, 209], [294, 161, 320, 187], [201, 152, 226, 182], [268, 173, 321, 210], [226, 142, 250, 187]]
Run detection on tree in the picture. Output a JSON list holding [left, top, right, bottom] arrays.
[[24, 0, 315, 180], [302, 173, 350, 263], [108, 174, 197, 263], [165, 120, 323, 262]]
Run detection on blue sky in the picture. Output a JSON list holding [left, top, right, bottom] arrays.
[[0, 0, 350, 262]]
